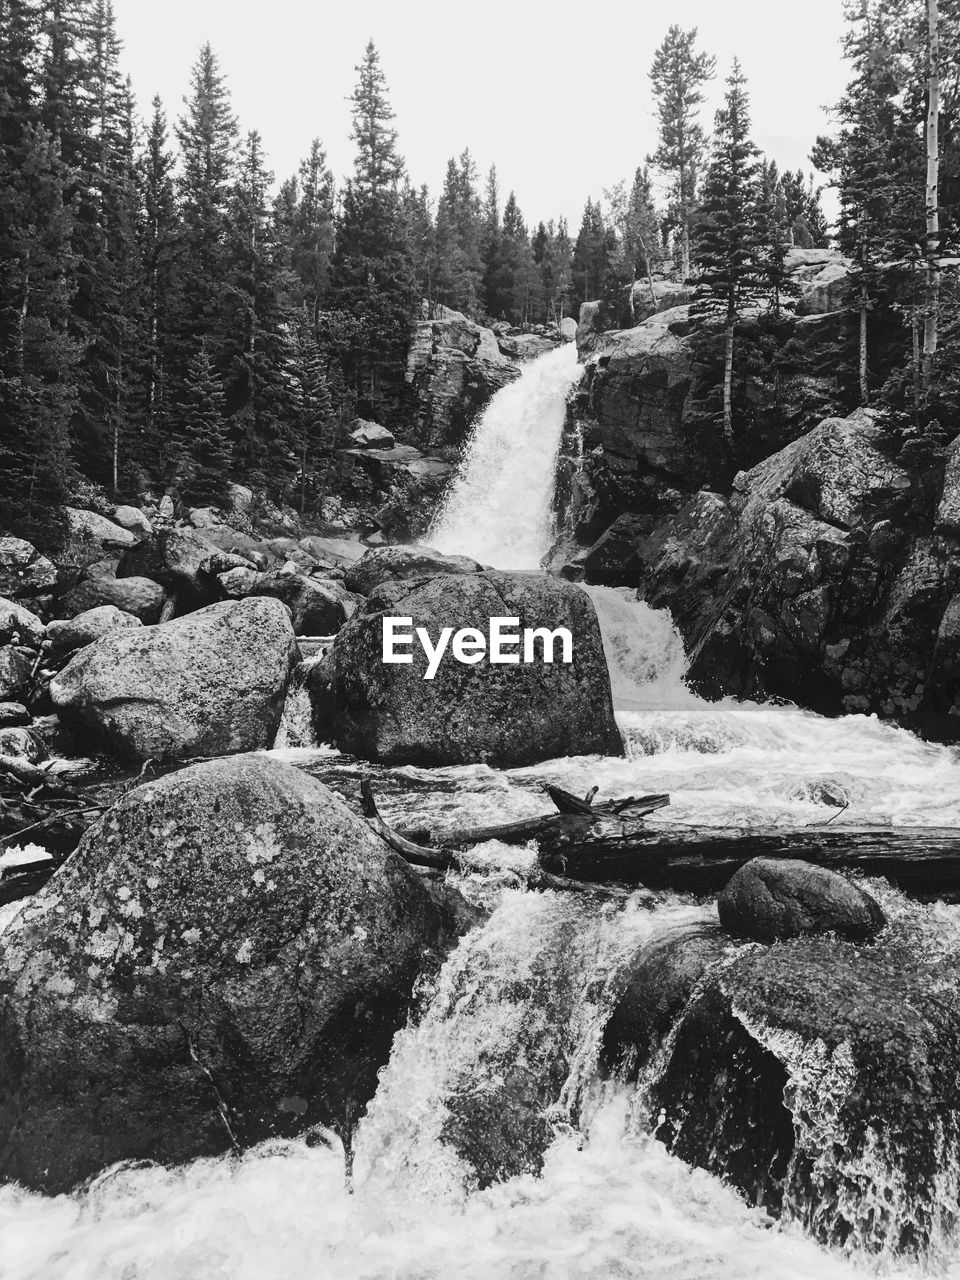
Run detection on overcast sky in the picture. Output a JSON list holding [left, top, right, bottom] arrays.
[[111, 0, 849, 228]]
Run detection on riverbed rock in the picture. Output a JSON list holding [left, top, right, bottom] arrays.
[[57, 574, 166, 624], [218, 569, 359, 635], [0, 538, 58, 599], [0, 753, 452, 1193], [718, 858, 886, 943], [344, 544, 484, 595], [0, 725, 46, 763], [405, 311, 521, 449], [647, 930, 960, 1254], [50, 597, 297, 763], [0, 647, 32, 700], [0, 702, 29, 728], [46, 605, 142, 657], [311, 571, 623, 766], [117, 528, 220, 609], [0, 597, 44, 649]]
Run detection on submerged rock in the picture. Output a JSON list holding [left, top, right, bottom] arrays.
[[0, 754, 451, 1193], [718, 857, 886, 943], [311, 571, 623, 766], [50, 597, 297, 762]]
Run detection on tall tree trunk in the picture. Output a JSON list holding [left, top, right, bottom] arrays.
[[923, 0, 940, 401], [723, 296, 735, 446], [912, 261, 922, 420], [680, 163, 691, 281], [637, 232, 657, 310], [859, 278, 870, 406]]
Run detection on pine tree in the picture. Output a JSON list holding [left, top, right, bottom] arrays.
[[224, 129, 294, 491], [755, 159, 800, 315], [177, 342, 232, 502], [332, 40, 418, 408], [0, 0, 78, 544], [648, 25, 716, 280], [289, 138, 335, 327], [693, 59, 764, 444], [285, 312, 334, 515], [175, 43, 237, 369], [138, 93, 177, 472], [480, 163, 506, 318]]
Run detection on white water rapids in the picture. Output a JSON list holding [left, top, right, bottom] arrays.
[[4, 345, 960, 1279]]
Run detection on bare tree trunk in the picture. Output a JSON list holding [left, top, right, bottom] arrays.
[[912, 271, 922, 420], [723, 298, 735, 446], [859, 278, 870, 405], [923, 0, 941, 401], [300, 439, 307, 515], [637, 232, 657, 310]]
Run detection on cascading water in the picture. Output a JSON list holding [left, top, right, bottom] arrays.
[[8, 343, 960, 1280], [430, 342, 582, 568]]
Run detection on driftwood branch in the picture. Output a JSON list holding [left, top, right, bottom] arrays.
[[360, 780, 631, 899]]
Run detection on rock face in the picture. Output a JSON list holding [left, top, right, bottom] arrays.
[[0, 754, 450, 1193], [339, 443, 455, 543], [0, 538, 58, 599], [46, 604, 142, 657], [718, 858, 886, 943], [632, 409, 960, 731], [344, 544, 484, 595], [50, 597, 297, 762], [404, 310, 521, 449], [645, 933, 960, 1254], [0, 648, 32, 700], [58, 574, 167, 623], [310, 571, 623, 766]]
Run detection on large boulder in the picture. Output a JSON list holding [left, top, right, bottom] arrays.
[[46, 604, 142, 657], [0, 754, 452, 1192], [718, 858, 886, 943], [344, 544, 483, 596], [404, 311, 521, 449], [50, 597, 297, 762], [350, 419, 395, 449], [0, 538, 57, 599], [57, 574, 166, 624], [644, 931, 960, 1254], [63, 507, 137, 566], [310, 571, 623, 766]]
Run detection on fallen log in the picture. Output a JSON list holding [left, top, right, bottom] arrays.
[[537, 824, 960, 899], [360, 780, 631, 899]]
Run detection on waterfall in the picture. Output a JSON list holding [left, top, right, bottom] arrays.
[[430, 343, 582, 569]]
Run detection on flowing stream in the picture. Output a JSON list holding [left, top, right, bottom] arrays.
[[4, 345, 960, 1279]]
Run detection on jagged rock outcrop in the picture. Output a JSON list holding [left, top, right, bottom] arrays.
[[50, 597, 297, 762], [307, 571, 623, 766], [405, 309, 521, 449], [632, 409, 960, 733], [0, 754, 453, 1192]]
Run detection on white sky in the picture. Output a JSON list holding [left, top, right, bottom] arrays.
[[112, 0, 849, 228]]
